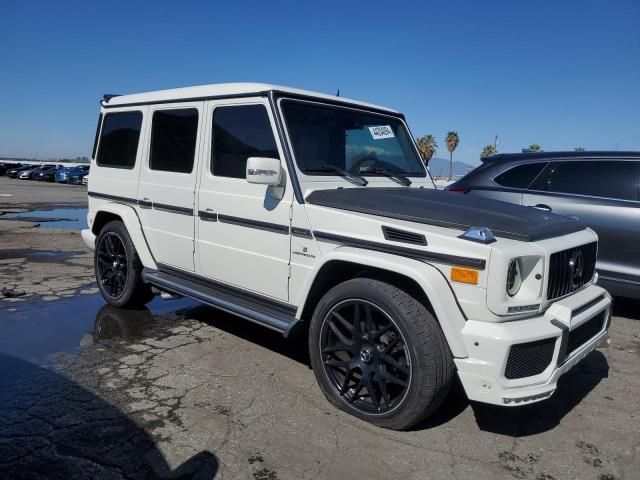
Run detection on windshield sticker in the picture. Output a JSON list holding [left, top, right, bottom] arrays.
[[368, 125, 395, 140]]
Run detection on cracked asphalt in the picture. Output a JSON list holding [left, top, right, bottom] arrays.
[[1, 177, 639, 480]]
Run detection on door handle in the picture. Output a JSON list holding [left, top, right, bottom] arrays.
[[529, 204, 552, 212], [139, 198, 152, 209]]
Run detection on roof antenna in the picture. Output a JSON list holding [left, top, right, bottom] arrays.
[[336, 89, 340, 97]]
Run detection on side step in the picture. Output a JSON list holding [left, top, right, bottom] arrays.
[[142, 268, 300, 338]]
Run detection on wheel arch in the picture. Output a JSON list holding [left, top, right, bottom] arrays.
[[296, 247, 468, 357], [91, 203, 157, 270]]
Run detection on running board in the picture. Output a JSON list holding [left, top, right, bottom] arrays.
[[142, 268, 300, 338]]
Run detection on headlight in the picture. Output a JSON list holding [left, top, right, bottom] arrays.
[[506, 258, 522, 297]]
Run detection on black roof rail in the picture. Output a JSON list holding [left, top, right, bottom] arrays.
[[102, 94, 121, 102]]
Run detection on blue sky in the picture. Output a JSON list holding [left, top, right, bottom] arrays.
[[1, 0, 638, 164]]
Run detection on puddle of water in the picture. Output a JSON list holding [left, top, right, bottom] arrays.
[[0, 294, 196, 363], [0, 249, 85, 261], [3, 208, 88, 229]]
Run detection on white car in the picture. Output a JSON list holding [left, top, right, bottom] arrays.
[[82, 83, 611, 430]]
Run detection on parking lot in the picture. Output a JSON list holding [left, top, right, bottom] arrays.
[[1, 176, 639, 480]]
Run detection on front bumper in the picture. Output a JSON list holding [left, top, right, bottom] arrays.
[[456, 284, 611, 406]]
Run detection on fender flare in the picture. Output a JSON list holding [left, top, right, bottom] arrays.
[[296, 246, 468, 358], [92, 203, 157, 270]]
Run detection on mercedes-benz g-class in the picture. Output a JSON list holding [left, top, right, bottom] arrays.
[[83, 83, 611, 429]]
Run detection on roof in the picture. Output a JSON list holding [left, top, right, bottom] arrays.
[[481, 150, 640, 163], [103, 82, 400, 114]]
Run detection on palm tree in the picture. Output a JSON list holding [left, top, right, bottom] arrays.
[[415, 135, 438, 164], [445, 131, 459, 180], [528, 144, 542, 152], [481, 145, 496, 158]]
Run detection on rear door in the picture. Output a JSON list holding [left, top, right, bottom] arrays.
[[195, 98, 293, 301], [523, 159, 640, 282], [91, 108, 146, 206], [469, 162, 548, 205], [137, 103, 203, 271]]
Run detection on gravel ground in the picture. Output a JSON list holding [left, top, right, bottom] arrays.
[[0, 177, 639, 480]]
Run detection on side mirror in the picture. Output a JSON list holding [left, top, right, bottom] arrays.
[[246, 157, 281, 185]]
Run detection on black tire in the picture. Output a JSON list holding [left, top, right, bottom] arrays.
[[95, 220, 155, 308], [309, 278, 454, 430]]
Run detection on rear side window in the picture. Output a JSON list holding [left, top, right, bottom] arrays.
[[529, 160, 638, 201], [97, 111, 142, 169], [212, 105, 279, 179], [494, 162, 547, 189], [150, 109, 199, 173]]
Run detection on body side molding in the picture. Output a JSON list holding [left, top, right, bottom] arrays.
[[313, 231, 486, 270]]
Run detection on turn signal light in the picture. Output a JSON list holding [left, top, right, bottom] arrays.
[[450, 267, 479, 285]]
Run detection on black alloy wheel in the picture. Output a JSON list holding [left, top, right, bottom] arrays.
[[96, 232, 128, 299], [319, 299, 411, 414]]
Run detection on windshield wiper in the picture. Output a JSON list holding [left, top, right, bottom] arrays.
[[371, 168, 412, 186], [305, 165, 368, 186]]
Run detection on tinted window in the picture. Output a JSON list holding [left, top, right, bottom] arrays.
[[150, 109, 199, 173], [494, 162, 547, 188], [97, 112, 142, 169], [212, 105, 278, 179], [529, 160, 638, 200]]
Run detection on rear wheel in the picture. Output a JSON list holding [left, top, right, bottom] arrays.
[[309, 278, 454, 430], [95, 221, 154, 308]]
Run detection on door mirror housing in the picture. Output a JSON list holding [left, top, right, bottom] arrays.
[[246, 157, 282, 185]]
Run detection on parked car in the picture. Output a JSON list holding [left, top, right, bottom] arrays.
[[69, 169, 90, 185], [448, 151, 640, 299], [6, 165, 34, 178], [83, 83, 611, 430], [19, 164, 58, 180], [81, 175, 88, 186], [56, 165, 89, 183], [0, 162, 22, 176], [37, 165, 65, 182]]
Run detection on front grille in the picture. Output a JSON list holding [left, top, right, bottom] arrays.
[[505, 338, 556, 380], [547, 242, 597, 300], [567, 310, 607, 355]]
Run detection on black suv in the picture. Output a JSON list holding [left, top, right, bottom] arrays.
[[448, 151, 640, 299]]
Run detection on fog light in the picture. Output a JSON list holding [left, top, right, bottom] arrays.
[[507, 304, 540, 313]]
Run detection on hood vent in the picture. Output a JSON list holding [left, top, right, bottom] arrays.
[[382, 226, 427, 246]]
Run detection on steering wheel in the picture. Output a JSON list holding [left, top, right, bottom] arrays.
[[351, 154, 397, 173], [351, 154, 380, 172]]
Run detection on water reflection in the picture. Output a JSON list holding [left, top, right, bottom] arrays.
[[92, 304, 155, 343], [3, 207, 88, 229], [0, 294, 194, 362]]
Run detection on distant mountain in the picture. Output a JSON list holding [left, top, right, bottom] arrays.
[[426, 157, 476, 178]]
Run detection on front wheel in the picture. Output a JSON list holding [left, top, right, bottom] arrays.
[[95, 221, 154, 308], [309, 278, 454, 430]]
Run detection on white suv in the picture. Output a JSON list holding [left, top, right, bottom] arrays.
[[82, 83, 611, 430]]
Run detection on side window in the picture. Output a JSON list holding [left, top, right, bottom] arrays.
[[97, 111, 142, 169], [494, 162, 548, 189], [211, 104, 279, 179], [150, 109, 199, 173], [529, 160, 638, 201]]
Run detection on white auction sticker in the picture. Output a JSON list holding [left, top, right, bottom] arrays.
[[368, 125, 395, 140]]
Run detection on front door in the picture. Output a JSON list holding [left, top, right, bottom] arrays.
[[195, 98, 292, 301], [137, 103, 203, 271]]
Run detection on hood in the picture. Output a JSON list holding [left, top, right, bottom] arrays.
[[306, 188, 585, 242]]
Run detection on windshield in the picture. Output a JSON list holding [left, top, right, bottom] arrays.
[[282, 101, 426, 177]]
